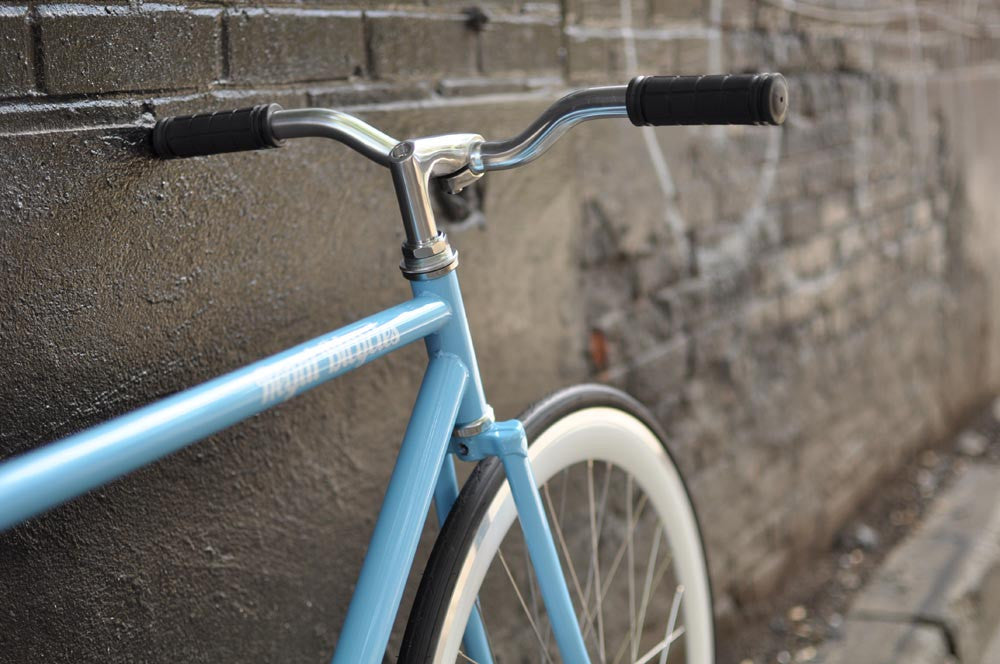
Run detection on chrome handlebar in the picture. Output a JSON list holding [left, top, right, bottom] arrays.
[[152, 76, 785, 280], [269, 108, 399, 168], [249, 89, 628, 278], [471, 86, 627, 173], [264, 86, 629, 177]]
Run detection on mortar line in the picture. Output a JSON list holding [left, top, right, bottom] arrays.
[[219, 10, 231, 82], [27, 2, 46, 95], [361, 10, 376, 81]]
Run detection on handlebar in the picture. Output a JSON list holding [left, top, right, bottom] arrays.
[[152, 73, 788, 171], [472, 85, 628, 172]]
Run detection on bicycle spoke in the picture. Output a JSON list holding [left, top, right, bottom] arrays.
[[598, 495, 649, 604], [634, 626, 686, 664], [457, 650, 481, 664], [477, 599, 500, 664], [635, 523, 662, 641], [580, 495, 650, 643], [543, 483, 591, 633], [656, 585, 684, 664], [580, 463, 613, 610], [611, 531, 675, 664], [627, 476, 638, 664], [497, 548, 555, 664], [611, 523, 661, 664], [523, 541, 546, 663], [587, 460, 608, 662], [468, 451, 697, 664]]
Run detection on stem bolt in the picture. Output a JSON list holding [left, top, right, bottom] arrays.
[[390, 142, 414, 160]]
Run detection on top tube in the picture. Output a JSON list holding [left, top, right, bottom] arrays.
[[0, 293, 452, 531]]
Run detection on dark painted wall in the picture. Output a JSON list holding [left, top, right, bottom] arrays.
[[3, 1, 1000, 662]]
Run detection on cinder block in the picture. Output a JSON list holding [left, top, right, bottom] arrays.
[[227, 9, 364, 84], [37, 5, 219, 94], [566, 0, 622, 25], [366, 12, 477, 79], [0, 9, 31, 96], [566, 34, 625, 82], [649, 0, 705, 22], [674, 37, 711, 75], [480, 19, 562, 76], [725, 31, 767, 72], [718, 0, 755, 29]]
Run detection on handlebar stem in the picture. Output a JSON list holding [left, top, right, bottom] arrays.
[[267, 91, 630, 280], [389, 133, 484, 280], [270, 108, 481, 280]]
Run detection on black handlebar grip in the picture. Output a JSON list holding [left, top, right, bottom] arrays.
[[152, 104, 284, 159], [626, 73, 788, 127]]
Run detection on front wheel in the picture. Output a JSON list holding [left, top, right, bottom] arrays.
[[400, 385, 715, 663]]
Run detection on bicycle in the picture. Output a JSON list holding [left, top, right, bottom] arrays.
[[0, 73, 788, 664]]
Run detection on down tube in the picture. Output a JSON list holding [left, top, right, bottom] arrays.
[[331, 353, 469, 664]]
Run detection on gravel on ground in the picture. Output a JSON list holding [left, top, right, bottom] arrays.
[[716, 398, 1000, 664]]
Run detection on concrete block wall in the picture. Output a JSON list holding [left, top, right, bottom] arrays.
[[2, 0, 1000, 660]]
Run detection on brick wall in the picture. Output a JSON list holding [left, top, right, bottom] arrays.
[[3, 0, 1000, 661]]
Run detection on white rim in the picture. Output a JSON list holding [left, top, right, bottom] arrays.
[[434, 407, 714, 663]]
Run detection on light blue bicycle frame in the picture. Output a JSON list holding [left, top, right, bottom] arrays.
[[0, 82, 651, 664], [0, 269, 591, 664], [1, 71, 786, 661]]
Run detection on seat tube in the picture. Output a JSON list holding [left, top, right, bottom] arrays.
[[412, 269, 497, 663], [331, 354, 468, 664]]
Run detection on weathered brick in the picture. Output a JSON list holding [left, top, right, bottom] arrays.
[[307, 81, 431, 107], [624, 336, 689, 401], [725, 30, 767, 73], [674, 37, 711, 75], [37, 6, 219, 94], [780, 283, 821, 324], [566, 34, 625, 82], [227, 9, 364, 84], [837, 224, 867, 261], [718, 0, 754, 29], [766, 33, 808, 71], [745, 295, 783, 333], [676, 179, 717, 230], [648, 0, 704, 22], [755, 5, 791, 31], [778, 197, 821, 244], [788, 234, 835, 279], [0, 9, 31, 97], [480, 19, 562, 76], [820, 191, 851, 229], [565, 0, 624, 25], [437, 77, 532, 97], [636, 36, 675, 72], [366, 12, 477, 79], [804, 32, 842, 71], [911, 198, 933, 230]]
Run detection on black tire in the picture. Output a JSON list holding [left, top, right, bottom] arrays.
[[399, 384, 715, 663]]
